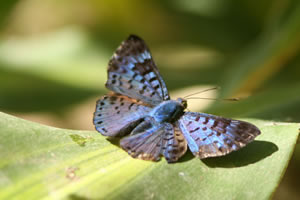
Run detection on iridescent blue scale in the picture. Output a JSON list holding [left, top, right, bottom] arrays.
[[93, 35, 261, 163]]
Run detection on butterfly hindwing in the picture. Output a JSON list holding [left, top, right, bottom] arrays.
[[165, 122, 188, 162], [120, 118, 187, 163], [93, 93, 151, 137], [179, 112, 261, 158], [106, 35, 170, 106]]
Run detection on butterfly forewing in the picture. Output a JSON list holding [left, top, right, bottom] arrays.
[[93, 93, 151, 137], [179, 112, 260, 158], [106, 35, 170, 106]]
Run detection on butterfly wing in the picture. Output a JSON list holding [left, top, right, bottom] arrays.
[[120, 119, 187, 163], [106, 35, 170, 106], [179, 112, 261, 158], [93, 93, 151, 137]]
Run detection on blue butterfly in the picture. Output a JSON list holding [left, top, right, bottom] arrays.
[[93, 35, 261, 163]]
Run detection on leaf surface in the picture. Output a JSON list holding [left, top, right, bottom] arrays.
[[0, 112, 298, 200]]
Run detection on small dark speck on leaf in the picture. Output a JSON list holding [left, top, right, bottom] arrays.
[[66, 167, 79, 181], [70, 134, 94, 147]]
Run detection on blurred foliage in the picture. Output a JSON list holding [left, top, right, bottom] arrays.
[[0, 0, 299, 199]]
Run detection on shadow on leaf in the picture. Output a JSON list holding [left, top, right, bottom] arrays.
[[177, 150, 195, 163], [202, 140, 278, 168], [68, 194, 90, 200], [106, 137, 278, 167], [106, 137, 121, 146]]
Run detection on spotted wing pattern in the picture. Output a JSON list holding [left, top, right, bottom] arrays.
[[93, 93, 151, 137], [179, 112, 261, 159], [120, 119, 187, 163], [106, 35, 170, 106]]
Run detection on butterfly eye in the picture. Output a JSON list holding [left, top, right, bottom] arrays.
[[177, 98, 187, 108], [183, 101, 187, 108]]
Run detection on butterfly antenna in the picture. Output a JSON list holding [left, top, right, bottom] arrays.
[[186, 97, 240, 101], [183, 87, 220, 99]]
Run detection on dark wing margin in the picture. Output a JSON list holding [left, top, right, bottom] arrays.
[[93, 93, 151, 137], [105, 35, 170, 106], [179, 112, 261, 159]]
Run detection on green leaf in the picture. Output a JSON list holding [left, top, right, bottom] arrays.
[[0, 112, 298, 200]]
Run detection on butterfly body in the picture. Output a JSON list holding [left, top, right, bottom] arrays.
[[93, 35, 261, 163], [148, 99, 186, 123]]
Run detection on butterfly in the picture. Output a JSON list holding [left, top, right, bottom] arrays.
[[93, 35, 261, 163]]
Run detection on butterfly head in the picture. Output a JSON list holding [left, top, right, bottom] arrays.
[[176, 98, 188, 109]]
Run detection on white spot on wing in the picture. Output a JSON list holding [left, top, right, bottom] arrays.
[[143, 51, 151, 59], [148, 72, 156, 78], [128, 56, 137, 63], [128, 63, 135, 69], [151, 80, 160, 86], [137, 55, 145, 63]]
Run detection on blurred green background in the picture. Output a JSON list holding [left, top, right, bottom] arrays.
[[0, 0, 299, 199]]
